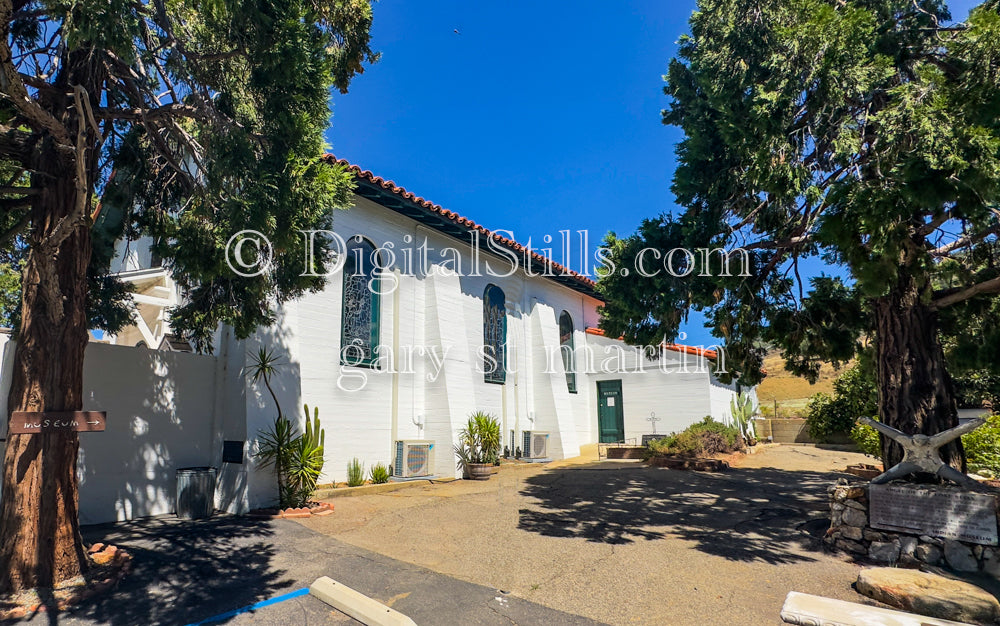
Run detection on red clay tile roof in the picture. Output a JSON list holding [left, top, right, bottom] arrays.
[[324, 155, 599, 297], [584, 327, 719, 360]]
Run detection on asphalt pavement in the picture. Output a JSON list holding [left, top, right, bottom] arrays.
[[14, 515, 602, 626]]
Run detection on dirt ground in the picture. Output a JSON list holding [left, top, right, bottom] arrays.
[[297, 445, 877, 625]]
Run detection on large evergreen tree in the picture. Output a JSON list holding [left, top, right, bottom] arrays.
[[598, 0, 1000, 470], [0, 0, 375, 592]]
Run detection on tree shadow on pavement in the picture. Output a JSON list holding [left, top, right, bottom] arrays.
[[34, 515, 290, 626], [518, 463, 848, 565]]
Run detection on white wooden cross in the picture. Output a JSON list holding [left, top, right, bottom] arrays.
[[647, 411, 661, 434]]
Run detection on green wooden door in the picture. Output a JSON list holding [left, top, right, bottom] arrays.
[[597, 380, 624, 443]]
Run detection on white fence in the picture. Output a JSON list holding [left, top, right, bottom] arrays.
[[0, 335, 220, 524]]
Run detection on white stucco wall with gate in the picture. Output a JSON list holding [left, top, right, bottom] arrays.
[[0, 335, 224, 524]]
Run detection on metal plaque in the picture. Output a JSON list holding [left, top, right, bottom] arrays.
[[9, 411, 106, 434], [869, 483, 998, 545]]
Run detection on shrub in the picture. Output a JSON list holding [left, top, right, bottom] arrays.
[[962, 414, 1000, 478], [369, 462, 391, 484], [850, 421, 882, 459], [454, 411, 501, 474], [347, 457, 365, 487], [806, 364, 878, 442], [257, 404, 326, 508], [645, 436, 677, 457], [645, 417, 742, 458]]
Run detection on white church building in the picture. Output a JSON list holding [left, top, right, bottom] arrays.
[[0, 158, 747, 523]]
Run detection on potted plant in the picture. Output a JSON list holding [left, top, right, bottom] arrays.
[[455, 411, 501, 480]]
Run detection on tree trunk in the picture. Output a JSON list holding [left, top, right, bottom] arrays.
[[874, 272, 964, 474], [0, 51, 100, 593]]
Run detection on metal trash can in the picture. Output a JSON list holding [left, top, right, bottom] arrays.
[[176, 466, 217, 519]]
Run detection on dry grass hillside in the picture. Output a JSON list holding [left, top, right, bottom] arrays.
[[756, 351, 848, 418]]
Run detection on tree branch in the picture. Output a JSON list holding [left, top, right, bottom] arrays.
[[95, 103, 206, 121], [0, 208, 29, 247], [0, 123, 39, 165], [0, 197, 31, 212], [0, 186, 38, 196], [930, 276, 1000, 310], [0, 0, 72, 147], [931, 224, 1000, 258]]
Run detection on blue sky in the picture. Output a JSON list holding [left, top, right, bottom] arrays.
[[325, 0, 981, 347]]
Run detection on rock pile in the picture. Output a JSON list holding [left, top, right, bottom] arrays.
[[825, 481, 1000, 575]]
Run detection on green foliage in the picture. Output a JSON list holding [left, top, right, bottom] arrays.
[[454, 411, 502, 472], [289, 404, 326, 498], [953, 371, 1000, 411], [596, 0, 1000, 444], [0, 0, 377, 351], [346, 458, 365, 487], [0, 263, 20, 329], [249, 353, 324, 507], [256, 404, 325, 508], [957, 415, 1000, 479], [805, 363, 878, 442], [246, 347, 285, 417], [645, 417, 743, 458], [850, 421, 882, 459], [256, 416, 296, 507], [369, 463, 390, 484]]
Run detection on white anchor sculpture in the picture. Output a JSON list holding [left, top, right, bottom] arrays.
[[858, 416, 987, 489]]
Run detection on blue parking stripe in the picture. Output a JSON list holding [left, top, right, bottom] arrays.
[[185, 587, 311, 625]]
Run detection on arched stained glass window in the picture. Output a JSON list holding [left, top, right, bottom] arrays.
[[483, 284, 506, 384], [559, 311, 576, 393], [341, 236, 380, 367]]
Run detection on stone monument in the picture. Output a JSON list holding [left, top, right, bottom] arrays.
[[825, 416, 1000, 573]]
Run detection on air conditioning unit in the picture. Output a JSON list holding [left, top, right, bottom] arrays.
[[522, 431, 550, 459], [393, 440, 435, 478]]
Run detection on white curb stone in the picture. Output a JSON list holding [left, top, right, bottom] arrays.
[[309, 576, 418, 626], [780, 591, 972, 626]]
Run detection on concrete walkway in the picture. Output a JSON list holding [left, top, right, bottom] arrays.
[[297, 446, 877, 625]]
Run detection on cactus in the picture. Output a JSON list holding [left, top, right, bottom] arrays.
[[730, 391, 758, 444], [302, 403, 325, 451]]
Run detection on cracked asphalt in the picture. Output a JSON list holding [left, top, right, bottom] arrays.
[[296, 445, 877, 625]]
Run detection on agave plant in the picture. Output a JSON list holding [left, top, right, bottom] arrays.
[[257, 404, 326, 508], [455, 411, 501, 473], [256, 414, 296, 507], [287, 404, 326, 503]]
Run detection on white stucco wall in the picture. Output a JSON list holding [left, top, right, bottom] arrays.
[[240, 196, 610, 499], [584, 334, 720, 442], [12, 187, 758, 516], [0, 338, 219, 524]]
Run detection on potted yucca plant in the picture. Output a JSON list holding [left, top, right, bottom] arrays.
[[455, 411, 501, 480]]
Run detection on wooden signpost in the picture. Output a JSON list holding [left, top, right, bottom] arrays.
[[8, 411, 106, 434]]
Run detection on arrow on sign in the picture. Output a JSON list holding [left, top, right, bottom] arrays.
[[9, 411, 107, 434]]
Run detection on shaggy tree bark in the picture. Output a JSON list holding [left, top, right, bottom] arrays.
[[0, 0, 374, 595], [0, 51, 100, 593], [874, 273, 964, 473]]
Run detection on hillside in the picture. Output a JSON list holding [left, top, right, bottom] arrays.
[[756, 351, 847, 418]]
